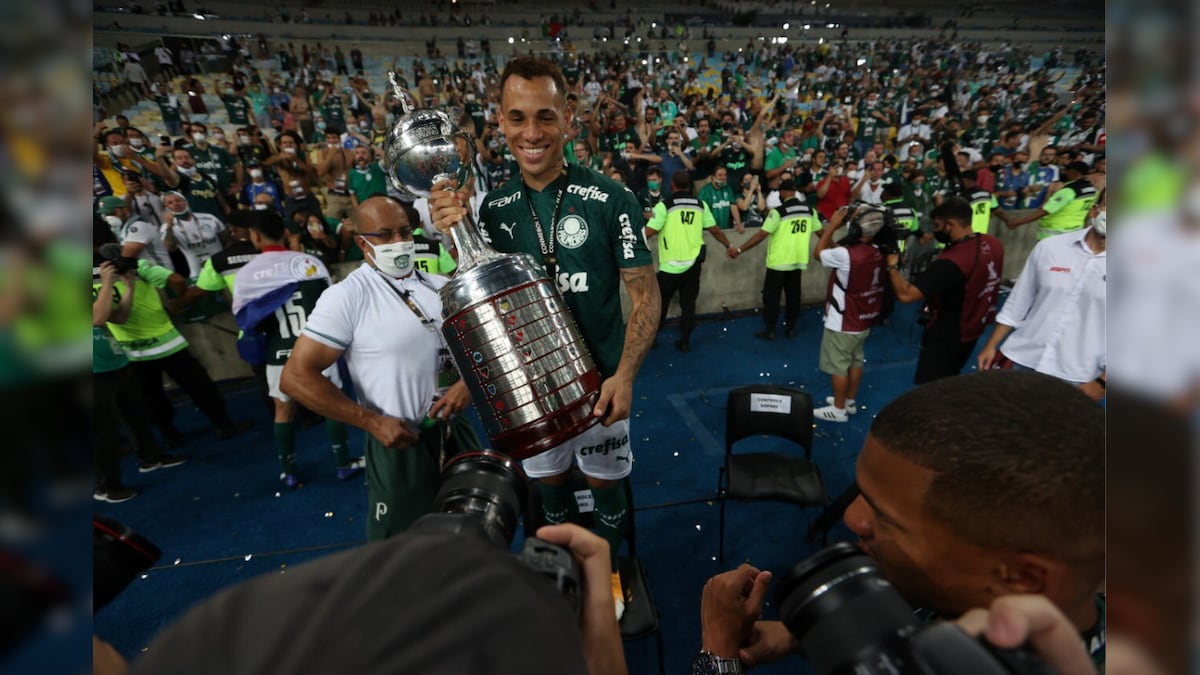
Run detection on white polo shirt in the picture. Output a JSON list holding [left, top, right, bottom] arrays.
[[994, 227, 1106, 384], [302, 265, 449, 425]]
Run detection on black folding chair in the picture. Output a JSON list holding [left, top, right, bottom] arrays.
[[718, 385, 827, 561]]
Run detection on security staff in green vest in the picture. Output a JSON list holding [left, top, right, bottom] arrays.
[[960, 169, 1011, 235], [1005, 161, 1097, 239], [644, 170, 738, 352], [738, 177, 820, 340]]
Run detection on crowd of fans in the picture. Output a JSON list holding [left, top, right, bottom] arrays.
[[95, 29, 1104, 272]]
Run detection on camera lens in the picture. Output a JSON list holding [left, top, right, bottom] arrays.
[[431, 451, 527, 547], [774, 542, 919, 675], [93, 515, 161, 612]]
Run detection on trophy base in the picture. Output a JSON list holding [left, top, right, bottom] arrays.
[[491, 388, 602, 461]]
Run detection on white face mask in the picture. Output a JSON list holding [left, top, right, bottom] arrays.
[[238, 134, 251, 145], [128, 138, 145, 149], [250, 168, 264, 180], [364, 238, 415, 278], [252, 202, 270, 211], [213, 132, 225, 141], [192, 132, 206, 144], [283, 146, 297, 155], [1090, 210, 1106, 237], [168, 205, 191, 218], [177, 165, 197, 176], [109, 144, 128, 157], [104, 215, 123, 229]]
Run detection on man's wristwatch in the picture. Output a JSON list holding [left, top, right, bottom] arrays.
[[691, 650, 743, 675]]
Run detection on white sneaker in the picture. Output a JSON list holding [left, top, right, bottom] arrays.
[[825, 396, 857, 414], [814, 405, 849, 423]]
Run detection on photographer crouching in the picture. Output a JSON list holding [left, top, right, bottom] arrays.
[[694, 371, 1105, 674], [127, 452, 627, 675]]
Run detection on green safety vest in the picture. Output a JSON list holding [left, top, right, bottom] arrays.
[[762, 199, 818, 271], [412, 230, 457, 276], [966, 189, 1000, 235], [92, 259, 188, 361], [647, 195, 715, 274], [1039, 179, 1098, 239]]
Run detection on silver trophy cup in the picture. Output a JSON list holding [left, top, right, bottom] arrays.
[[384, 74, 601, 460]]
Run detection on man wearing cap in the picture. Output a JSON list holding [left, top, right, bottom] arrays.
[[1005, 161, 1098, 239], [645, 171, 736, 353], [738, 177, 820, 341], [98, 195, 174, 270], [810, 203, 888, 421]]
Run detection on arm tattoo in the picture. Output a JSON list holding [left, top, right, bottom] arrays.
[[616, 264, 661, 379]]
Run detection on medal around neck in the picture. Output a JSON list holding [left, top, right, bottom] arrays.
[[384, 73, 600, 460]]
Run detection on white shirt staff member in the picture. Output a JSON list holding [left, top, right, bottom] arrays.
[[977, 208, 1106, 399], [281, 195, 473, 540]]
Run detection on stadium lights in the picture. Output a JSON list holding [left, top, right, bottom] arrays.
[[819, 38, 825, 44], [507, 37, 514, 43], [804, 24, 811, 29], [651, 22, 657, 28], [826, 23, 836, 28], [857, 58, 866, 66], [783, 22, 790, 30], [193, 13, 205, 19]]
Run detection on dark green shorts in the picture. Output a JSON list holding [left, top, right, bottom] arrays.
[[363, 414, 482, 541]]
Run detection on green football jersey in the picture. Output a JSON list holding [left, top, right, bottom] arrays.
[[259, 278, 330, 365], [477, 164, 652, 378]]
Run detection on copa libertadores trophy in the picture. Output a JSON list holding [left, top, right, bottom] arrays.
[[383, 73, 601, 460]]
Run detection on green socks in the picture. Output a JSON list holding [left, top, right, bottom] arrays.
[[591, 482, 628, 571], [273, 422, 295, 474], [326, 419, 350, 465], [538, 481, 578, 525]]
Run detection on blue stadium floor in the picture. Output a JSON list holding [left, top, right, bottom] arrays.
[[93, 301, 979, 674]]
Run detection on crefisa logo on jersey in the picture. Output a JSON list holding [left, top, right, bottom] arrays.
[[556, 215, 589, 249], [618, 213, 637, 260], [566, 184, 609, 203]]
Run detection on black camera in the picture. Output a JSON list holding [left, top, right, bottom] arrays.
[[775, 543, 1053, 675], [98, 242, 140, 275], [841, 202, 900, 256], [409, 451, 583, 616], [94, 515, 161, 612]]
